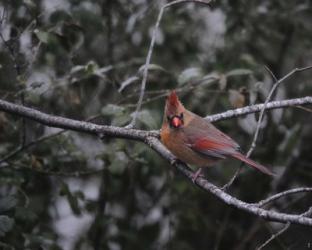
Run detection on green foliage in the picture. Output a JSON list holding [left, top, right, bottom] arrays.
[[0, 0, 312, 249]]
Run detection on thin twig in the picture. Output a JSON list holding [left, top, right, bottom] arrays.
[[258, 222, 290, 250], [264, 65, 278, 82], [206, 96, 312, 122], [256, 187, 312, 207], [221, 162, 243, 190], [0, 115, 113, 166], [295, 105, 312, 113], [125, 2, 165, 128], [127, 0, 211, 128], [0, 130, 65, 166]]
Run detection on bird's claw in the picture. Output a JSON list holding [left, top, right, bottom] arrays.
[[191, 167, 204, 183]]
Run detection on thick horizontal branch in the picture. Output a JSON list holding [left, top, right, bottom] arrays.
[[1, 97, 312, 226], [1, 96, 310, 139], [206, 96, 312, 122], [0, 98, 157, 141]]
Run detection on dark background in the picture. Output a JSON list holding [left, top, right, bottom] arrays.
[[0, 0, 312, 249]]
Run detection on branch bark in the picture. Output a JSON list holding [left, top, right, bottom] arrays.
[[205, 96, 312, 122]]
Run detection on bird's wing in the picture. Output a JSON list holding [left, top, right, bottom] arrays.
[[184, 114, 275, 176], [184, 116, 240, 159]]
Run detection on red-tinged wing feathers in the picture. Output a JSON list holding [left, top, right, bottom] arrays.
[[185, 115, 240, 159], [194, 138, 234, 152], [190, 138, 234, 159], [184, 114, 274, 176]]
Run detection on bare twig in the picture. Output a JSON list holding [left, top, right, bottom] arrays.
[[264, 65, 278, 82], [295, 105, 312, 113], [127, 0, 211, 128], [0, 114, 108, 166], [221, 162, 243, 190], [205, 96, 312, 122], [0, 130, 65, 165], [256, 187, 312, 207], [258, 222, 290, 250]]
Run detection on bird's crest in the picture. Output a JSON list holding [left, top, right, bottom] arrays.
[[168, 90, 179, 107], [165, 90, 184, 116]]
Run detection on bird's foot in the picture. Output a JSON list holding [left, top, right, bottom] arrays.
[[191, 167, 204, 183]]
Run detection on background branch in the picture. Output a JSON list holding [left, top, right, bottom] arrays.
[[256, 187, 312, 207], [205, 96, 312, 122]]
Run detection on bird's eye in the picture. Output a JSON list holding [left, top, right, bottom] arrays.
[[167, 115, 171, 122], [180, 113, 184, 119]]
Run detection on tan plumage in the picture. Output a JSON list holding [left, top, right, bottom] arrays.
[[160, 91, 274, 180]]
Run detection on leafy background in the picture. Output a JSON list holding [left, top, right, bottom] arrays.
[[0, 0, 312, 249]]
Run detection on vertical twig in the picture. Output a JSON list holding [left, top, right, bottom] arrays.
[[127, 0, 211, 128]]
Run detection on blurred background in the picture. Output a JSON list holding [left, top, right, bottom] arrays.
[[0, 0, 312, 249]]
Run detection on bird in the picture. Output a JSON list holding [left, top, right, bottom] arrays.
[[160, 90, 274, 182]]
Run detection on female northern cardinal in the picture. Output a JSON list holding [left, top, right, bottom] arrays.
[[160, 91, 274, 181]]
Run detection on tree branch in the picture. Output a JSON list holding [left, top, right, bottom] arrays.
[[0, 98, 157, 141], [205, 96, 312, 122], [0, 96, 312, 226], [256, 187, 312, 207]]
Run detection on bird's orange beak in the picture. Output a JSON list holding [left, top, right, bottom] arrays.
[[171, 116, 182, 128]]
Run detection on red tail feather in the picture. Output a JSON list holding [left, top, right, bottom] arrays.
[[232, 153, 275, 176]]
